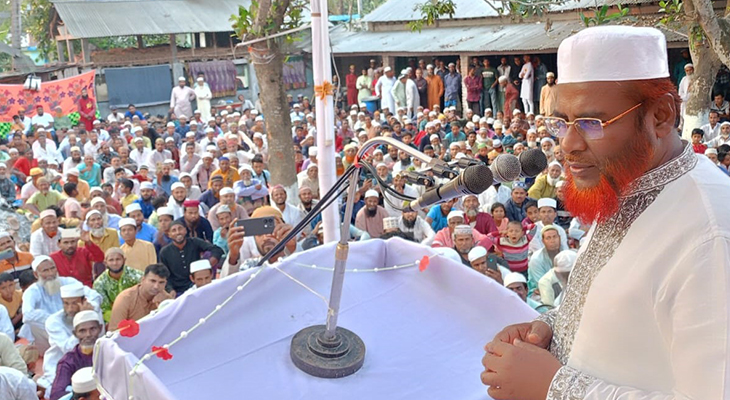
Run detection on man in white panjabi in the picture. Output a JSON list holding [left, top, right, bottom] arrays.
[[194, 77, 213, 121], [170, 76, 196, 119], [481, 26, 730, 400]]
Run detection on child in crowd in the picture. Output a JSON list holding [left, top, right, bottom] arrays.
[[522, 200, 539, 232], [490, 202, 509, 236], [489, 220, 534, 276], [691, 128, 707, 154]]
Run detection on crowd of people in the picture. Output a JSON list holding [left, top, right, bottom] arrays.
[[0, 49, 721, 399]]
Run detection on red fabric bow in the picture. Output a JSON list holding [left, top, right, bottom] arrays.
[[118, 319, 140, 338], [419, 256, 430, 272], [152, 346, 173, 361]]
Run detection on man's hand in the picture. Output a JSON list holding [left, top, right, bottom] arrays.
[[227, 219, 245, 264], [80, 229, 91, 243], [492, 321, 553, 350], [272, 223, 296, 254], [484, 268, 503, 285], [255, 184, 262, 190], [481, 340, 562, 400]]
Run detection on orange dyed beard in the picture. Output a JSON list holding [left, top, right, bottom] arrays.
[[563, 132, 654, 223]]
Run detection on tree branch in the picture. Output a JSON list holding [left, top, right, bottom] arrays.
[[691, 0, 730, 67]]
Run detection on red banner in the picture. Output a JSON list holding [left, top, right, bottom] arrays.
[[0, 70, 96, 122]]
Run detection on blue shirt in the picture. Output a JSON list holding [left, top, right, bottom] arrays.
[[443, 131, 466, 147], [443, 72, 462, 101], [427, 206, 454, 232], [134, 198, 155, 219], [154, 175, 180, 197], [213, 228, 229, 256], [77, 163, 102, 187], [125, 110, 145, 120], [119, 222, 158, 244]]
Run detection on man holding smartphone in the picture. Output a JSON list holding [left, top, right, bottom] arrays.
[[219, 206, 299, 277]]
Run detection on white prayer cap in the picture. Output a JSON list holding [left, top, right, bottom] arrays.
[[133, 137, 143, 143], [166, 122, 175, 128], [383, 217, 399, 230], [251, 109, 259, 115], [512, 109, 521, 116], [73, 310, 101, 328], [40, 209, 57, 220], [447, 210, 464, 221], [548, 160, 563, 170], [383, 66, 392, 72], [90, 197, 106, 207], [684, 63, 694, 70], [426, 64, 434, 69], [498, 76, 508, 83], [472, 115, 480, 123], [178, 76, 186, 81], [125, 203, 142, 215], [31, 255, 53, 271], [504, 272, 527, 287], [190, 259, 212, 274], [66, 168, 79, 176], [306, 163, 318, 171], [85, 210, 101, 222], [452, 224, 472, 236], [350, 110, 357, 116], [721, 121, 730, 127], [309, 147, 318, 156], [484, 108, 493, 113], [71, 367, 96, 394], [557, 26, 669, 84], [486, 118, 495, 124], [201, 152, 214, 160], [554, 250, 578, 273], [220, 187, 235, 196], [190, 120, 198, 126], [493, 121, 503, 129], [493, 139, 503, 148], [163, 159, 175, 165], [255, 116, 264, 122], [140, 182, 154, 190], [417, 112, 424, 118], [205, 127, 215, 134], [546, 72, 555, 78], [467, 246, 487, 262], [428, 111, 437, 117], [60, 228, 81, 240], [537, 198, 557, 209], [171, 182, 186, 191], [430, 134, 439, 141], [376, 162, 387, 169], [179, 172, 191, 180], [253, 132, 264, 139], [449, 142, 460, 149], [221, 110, 229, 116], [556, 180, 566, 188], [197, 77, 204, 82], [705, 148, 718, 155], [119, 218, 136, 228], [157, 207, 174, 217], [132, 126, 143, 133], [373, 149, 383, 155], [216, 204, 232, 215], [60, 283, 85, 298], [364, 189, 379, 199]]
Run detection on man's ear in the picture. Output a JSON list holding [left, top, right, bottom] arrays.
[[651, 93, 678, 139]]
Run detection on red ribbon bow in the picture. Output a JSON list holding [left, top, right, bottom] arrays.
[[152, 346, 173, 361], [118, 319, 140, 338]]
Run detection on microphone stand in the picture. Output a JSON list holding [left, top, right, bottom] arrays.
[[289, 138, 444, 378]]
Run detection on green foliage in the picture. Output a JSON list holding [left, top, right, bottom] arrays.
[[89, 35, 174, 51], [23, 0, 56, 60], [658, 0, 683, 25], [579, 4, 630, 27], [230, 0, 308, 45], [408, 0, 456, 32]]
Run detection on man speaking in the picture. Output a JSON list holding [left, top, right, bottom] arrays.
[[481, 26, 730, 399]]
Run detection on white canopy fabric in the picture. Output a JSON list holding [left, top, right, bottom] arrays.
[[93, 238, 536, 399]]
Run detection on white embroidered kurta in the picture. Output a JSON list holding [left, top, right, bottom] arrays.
[[194, 84, 213, 121], [375, 75, 397, 113], [170, 86, 196, 118], [519, 62, 534, 101], [539, 144, 730, 400], [405, 79, 420, 119]]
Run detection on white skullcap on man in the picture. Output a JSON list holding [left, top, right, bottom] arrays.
[[554, 249, 578, 273], [40, 209, 57, 220], [140, 182, 154, 190], [467, 246, 487, 262], [71, 367, 96, 394], [364, 189, 379, 199], [90, 197, 106, 206], [504, 272, 527, 287], [706, 148, 718, 156], [452, 224, 472, 236], [190, 259, 212, 274], [60, 283, 85, 298], [537, 198, 557, 210], [171, 182, 186, 191], [119, 218, 136, 228], [157, 207, 174, 217], [125, 203, 142, 215], [383, 217, 399, 230], [85, 210, 101, 222], [220, 187, 235, 196], [73, 310, 100, 328], [447, 210, 464, 221], [60, 228, 81, 240], [558, 26, 669, 84], [31, 255, 53, 271]]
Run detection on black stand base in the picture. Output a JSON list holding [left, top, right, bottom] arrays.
[[290, 325, 366, 378]]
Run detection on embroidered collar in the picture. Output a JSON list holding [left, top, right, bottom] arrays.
[[622, 141, 697, 198]]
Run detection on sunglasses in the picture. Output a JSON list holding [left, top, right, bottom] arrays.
[[543, 103, 643, 140]]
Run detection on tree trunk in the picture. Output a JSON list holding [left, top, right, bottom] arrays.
[[682, 25, 721, 139], [251, 42, 297, 187]]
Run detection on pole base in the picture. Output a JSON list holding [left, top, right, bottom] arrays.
[[290, 325, 365, 378]]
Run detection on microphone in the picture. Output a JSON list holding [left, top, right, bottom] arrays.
[[430, 163, 459, 180], [401, 170, 436, 187], [490, 154, 521, 183], [449, 157, 484, 169], [405, 164, 493, 212], [518, 148, 548, 178]]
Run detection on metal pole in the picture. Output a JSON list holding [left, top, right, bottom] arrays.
[[311, 0, 340, 244], [324, 168, 360, 339]]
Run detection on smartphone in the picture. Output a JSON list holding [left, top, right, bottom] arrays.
[[236, 217, 276, 236], [486, 254, 500, 271]]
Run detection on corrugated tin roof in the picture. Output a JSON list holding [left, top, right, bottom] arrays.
[[52, 0, 250, 38], [363, 0, 658, 23], [328, 20, 684, 55]]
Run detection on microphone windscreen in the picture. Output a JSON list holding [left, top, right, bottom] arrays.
[[462, 164, 493, 194], [518, 149, 548, 178], [490, 154, 521, 183]]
